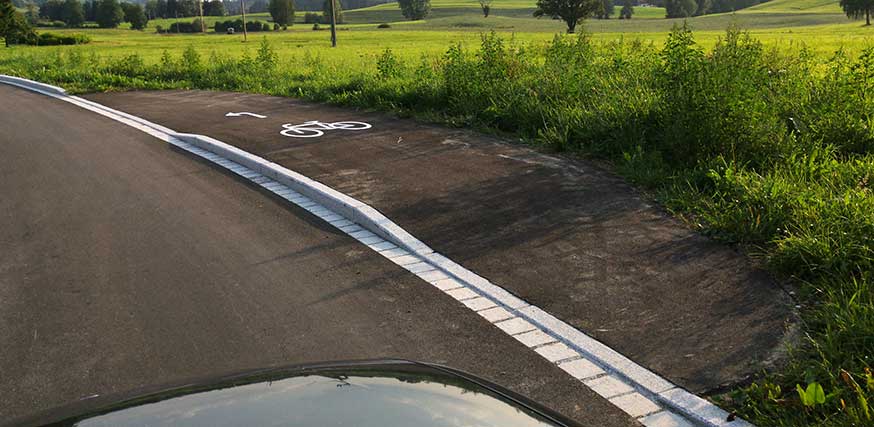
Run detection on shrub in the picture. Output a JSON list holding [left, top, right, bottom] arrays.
[[312, 23, 320, 30], [377, 22, 390, 28], [29, 32, 91, 45], [376, 48, 401, 79], [169, 19, 204, 33], [303, 12, 321, 23], [36, 20, 67, 27], [214, 19, 272, 33]]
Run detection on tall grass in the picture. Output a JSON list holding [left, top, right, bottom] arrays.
[[1, 31, 873, 426]]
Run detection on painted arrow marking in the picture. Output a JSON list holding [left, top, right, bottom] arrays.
[[226, 112, 267, 118]]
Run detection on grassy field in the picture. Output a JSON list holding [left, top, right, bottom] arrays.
[[10, 0, 873, 63], [2, 1, 874, 426]]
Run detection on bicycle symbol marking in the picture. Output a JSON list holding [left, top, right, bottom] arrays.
[[279, 120, 372, 138]]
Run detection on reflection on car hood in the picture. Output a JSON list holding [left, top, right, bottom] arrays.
[[15, 360, 580, 427]]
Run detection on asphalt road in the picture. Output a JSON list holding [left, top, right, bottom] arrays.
[[0, 84, 638, 426], [86, 89, 795, 394]]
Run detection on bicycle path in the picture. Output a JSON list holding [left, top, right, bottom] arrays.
[[86, 89, 796, 394]]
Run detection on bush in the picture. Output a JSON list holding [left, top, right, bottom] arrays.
[[36, 20, 67, 27], [28, 32, 91, 45], [214, 19, 271, 33], [312, 23, 320, 30], [377, 22, 390, 28], [303, 12, 321, 23], [169, 19, 204, 33]]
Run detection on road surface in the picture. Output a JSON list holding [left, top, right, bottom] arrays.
[[86, 89, 795, 394], [0, 84, 638, 426]]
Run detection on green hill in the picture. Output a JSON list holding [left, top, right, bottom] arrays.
[[87, 0, 857, 34], [741, 0, 843, 13], [337, 0, 849, 32]]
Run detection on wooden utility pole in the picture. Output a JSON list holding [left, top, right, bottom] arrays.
[[328, 0, 337, 47], [241, 0, 248, 41], [198, 0, 205, 32]]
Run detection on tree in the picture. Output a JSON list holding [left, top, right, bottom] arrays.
[[397, 0, 429, 20], [0, 0, 18, 46], [322, 0, 341, 23], [533, 0, 599, 33], [40, 0, 65, 20], [478, 0, 491, 17], [840, 0, 873, 25], [248, 0, 268, 12], [155, 0, 166, 16], [664, 0, 695, 17], [24, 0, 38, 23], [268, 0, 292, 26], [83, 0, 97, 20], [595, 0, 613, 18], [177, 0, 196, 16], [145, 0, 157, 17], [203, 0, 225, 15], [694, 0, 710, 15], [619, 0, 632, 18], [166, 0, 176, 16], [62, 0, 85, 26], [121, 2, 147, 28], [1, 0, 34, 46], [95, 0, 123, 27]]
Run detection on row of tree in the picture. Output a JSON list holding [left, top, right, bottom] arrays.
[[34, 0, 146, 28], [585, 0, 770, 19], [534, 0, 873, 33], [266, 0, 427, 24], [591, 0, 634, 19], [143, 0, 223, 19]]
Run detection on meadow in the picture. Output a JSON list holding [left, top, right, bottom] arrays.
[[2, 0, 874, 426], [3, 0, 871, 61]]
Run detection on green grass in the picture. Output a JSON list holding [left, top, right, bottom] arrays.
[[743, 0, 844, 14], [2, 1, 874, 426], [15, 0, 867, 56]]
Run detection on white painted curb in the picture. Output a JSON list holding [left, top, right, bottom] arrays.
[[0, 75, 67, 96], [2, 75, 754, 427]]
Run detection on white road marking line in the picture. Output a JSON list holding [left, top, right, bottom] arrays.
[[558, 358, 605, 381], [380, 248, 408, 258], [586, 375, 636, 399], [226, 112, 267, 118], [534, 342, 579, 362], [641, 411, 696, 427], [432, 278, 465, 291], [417, 270, 450, 283], [611, 392, 664, 419], [403, 262, 435, 274], [462, 297, 498, 311], [513, 329, 557, 347], [477, 306, 514, 323], [494, 317, 537, 335]]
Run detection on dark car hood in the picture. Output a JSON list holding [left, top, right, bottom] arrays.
[[9, 360, 580, 427]]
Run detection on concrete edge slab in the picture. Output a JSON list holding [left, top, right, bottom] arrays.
[[0, 76, 755, 427]]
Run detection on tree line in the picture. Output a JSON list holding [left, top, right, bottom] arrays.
[[534, 0, 873, 32], [33, 0, 147, 28]]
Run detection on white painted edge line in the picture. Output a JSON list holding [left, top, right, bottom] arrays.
[[1, 76, 754, 427]]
